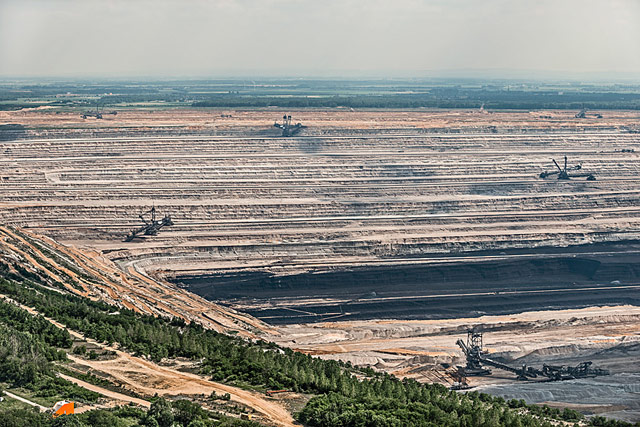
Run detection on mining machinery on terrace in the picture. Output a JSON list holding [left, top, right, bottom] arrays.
[[81, 102, 117, 119], [124, 206, 173, 242], [575, 108, 603, 119], [457, 330, 609, 381], [274, 115, 304, 136], [455, 330, 492, 376], [539, 156, 596, 181]]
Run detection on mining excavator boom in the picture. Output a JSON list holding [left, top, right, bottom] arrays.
[[456, 329, 608, 381], [124, 206, 173, 241], [81, 102, 117, 119], [274, 114, 304, 137], [539, 156, 595, 180], [575, 108, 603, 119]]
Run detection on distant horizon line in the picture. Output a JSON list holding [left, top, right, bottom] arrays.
[[1, 69, 639, 84]]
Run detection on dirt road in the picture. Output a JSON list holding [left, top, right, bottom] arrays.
[[57, 373, 151, 409], [65, 353, 298, 426], [3, 391, 49, 412], [0, 294, 297, 427]]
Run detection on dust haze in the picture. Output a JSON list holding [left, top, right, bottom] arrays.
[[1, 0, 639, 78]]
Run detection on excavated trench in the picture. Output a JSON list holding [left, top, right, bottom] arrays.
[[3, 109, 639, 422], [175, 242, 640, 324]]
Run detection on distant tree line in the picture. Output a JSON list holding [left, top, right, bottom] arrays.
[[2, 80, 640, 111], [191, 90, 640, 110]]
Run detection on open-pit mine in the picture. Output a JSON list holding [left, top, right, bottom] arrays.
[[1, 107, 639, 422]]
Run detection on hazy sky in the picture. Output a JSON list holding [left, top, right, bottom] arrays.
[[1, 0, 639, 78]]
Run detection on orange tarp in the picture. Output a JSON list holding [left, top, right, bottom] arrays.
[[52, 401, 74, 418]]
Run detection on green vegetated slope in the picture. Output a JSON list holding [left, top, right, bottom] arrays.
[[0, 398, 260, 427], [0, 272, 637, 427]]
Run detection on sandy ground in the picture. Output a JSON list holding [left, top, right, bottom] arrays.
[[2, 107, 639, 131], [273, 305, 640, 368]]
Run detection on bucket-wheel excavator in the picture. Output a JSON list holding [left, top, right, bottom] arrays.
[[124, 206, 173, 242], [539, 156, 596, 180]]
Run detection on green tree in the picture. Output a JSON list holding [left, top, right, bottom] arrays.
[[0, 407, 53, 427], [85, 409, 125, 427], [51, 415, 88, 427], [73, 345, 87, 355], [173, 399, 207, 427], [147, 398, 174, 427]]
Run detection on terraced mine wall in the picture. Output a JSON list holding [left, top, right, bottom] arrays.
[[1, 108, 639, 326], [176, 242, 640, 324]]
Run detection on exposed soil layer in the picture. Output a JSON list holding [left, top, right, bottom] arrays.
[[177, 242, 640, 324], [1, 109, 640, 284]]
